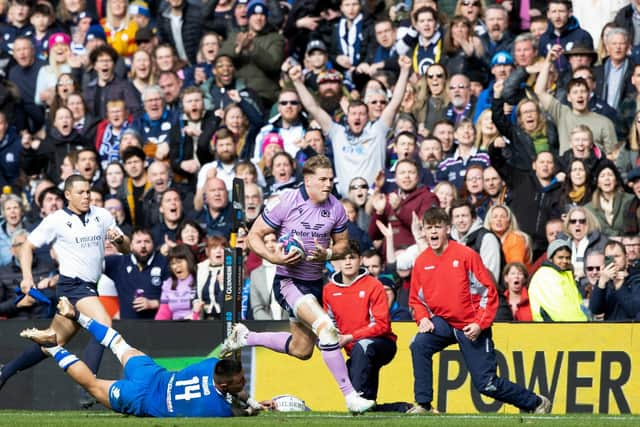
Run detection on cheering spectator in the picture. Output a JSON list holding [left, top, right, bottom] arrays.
[[437, 118, 490, 189], [413, 64, 448, 132], [8, 37, 46, 133], [101, 0, 138, 58], [254, 89, 308, 160], [369, 159, 439, 252], [501, 262, 532, 321], [538, 0, 593, 75], [169, 87, 218, 188], [35, 33, 72, 106], [288, 55, 410, 197], [534, 45, 616, 155], [219, 0, 285, 106], [480, 4, 513, 60], [155, 244, 202, 320], [455, 0, 487, 37], [84, 45, 141, 120], [585, 160, 635, 236], [104, 229, 168, 319], [450, 199, 502, 282], [560, 206, 607, 280], [484, 204, 532, 267], [22, 106, 91, 183]]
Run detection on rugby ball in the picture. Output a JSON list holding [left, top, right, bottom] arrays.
[[271, 394, 311, 412], [278, 233, 306, 257]]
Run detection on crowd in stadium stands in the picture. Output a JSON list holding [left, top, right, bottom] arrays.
[[3, 0, 640, 328]]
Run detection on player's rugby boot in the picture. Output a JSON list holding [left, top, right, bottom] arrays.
[[534, 395, 552, 414], [406, 403, 440, 414], [220, 323, 249, 356], [19, 328, 57, 346], [345, 391, 375, 413]]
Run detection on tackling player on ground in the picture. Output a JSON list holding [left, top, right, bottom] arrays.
[[21, 297, 261, 417], [221, 155, 375, 413]]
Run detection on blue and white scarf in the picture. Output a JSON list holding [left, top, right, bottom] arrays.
[[339, 13, 364, 65]]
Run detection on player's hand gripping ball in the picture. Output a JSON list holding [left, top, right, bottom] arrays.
[[278, 233, 306, 258]]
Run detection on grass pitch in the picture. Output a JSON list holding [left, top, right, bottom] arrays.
[[1, 411, 638, 427]]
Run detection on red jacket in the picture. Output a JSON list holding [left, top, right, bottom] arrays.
[[504, 286, 533, 321], [410, 240, 498, 330], [323, 269, 397, 354]]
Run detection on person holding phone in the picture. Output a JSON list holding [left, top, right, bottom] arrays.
[[528, 239, 589, 321], [590, 240, 640, 321]]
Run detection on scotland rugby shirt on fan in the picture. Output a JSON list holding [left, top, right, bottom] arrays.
[[261, 186, 347, 281], [327, 120, 389, 197], [28, 207, 116, 283]]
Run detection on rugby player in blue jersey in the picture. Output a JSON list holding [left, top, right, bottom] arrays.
[[20, 297, 263, 417]]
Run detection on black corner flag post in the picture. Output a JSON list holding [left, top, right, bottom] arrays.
[[223, 178, 245, 353]]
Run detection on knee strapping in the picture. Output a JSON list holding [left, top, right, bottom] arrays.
[[292, 293, 321, 319], [314, 316, 339, 350], [111, 336, 133, 362]]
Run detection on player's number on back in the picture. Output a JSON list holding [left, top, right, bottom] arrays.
[[174, 376, 202, 401]]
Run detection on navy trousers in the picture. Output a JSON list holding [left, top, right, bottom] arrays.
[[409, 316, 538, 411], [347, 337, 397, 400]]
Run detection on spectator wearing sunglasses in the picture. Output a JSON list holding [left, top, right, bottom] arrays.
[[578, 250, 604, 317], [558, 206, 607, 281], [254, 89, 308, 161]]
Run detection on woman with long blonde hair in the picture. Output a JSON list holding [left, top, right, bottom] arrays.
[[129, 49, 156, 100], [35, 33, 72, 106], [454, 0, 487, 36], [475, 109, 505, 151], [101, 0, 137, 57], [484, 204, 532, 267], [560, 206, 606, 280], [413, 63, 449, 132]]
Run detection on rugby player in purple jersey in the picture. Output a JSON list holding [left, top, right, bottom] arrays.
[[221, 155, 375, 413]]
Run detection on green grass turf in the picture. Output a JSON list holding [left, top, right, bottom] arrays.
[[1, 411, 639, 427]]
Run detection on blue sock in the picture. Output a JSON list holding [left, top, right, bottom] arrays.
[[44, 346, 80, 371], [76, 312, 119, 348], [1, 344, 47, 381]]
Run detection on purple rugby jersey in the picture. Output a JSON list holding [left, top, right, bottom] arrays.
[[261, 186, 347, 281]]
